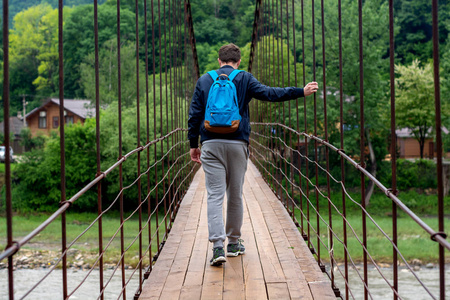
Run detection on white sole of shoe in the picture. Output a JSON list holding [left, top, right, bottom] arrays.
[[226, 251, 245, 257], [210, 256, 226, 266]]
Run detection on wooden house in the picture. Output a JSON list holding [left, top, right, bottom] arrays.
[[396, 127, 449, 159], [25, 98, 95, 137]]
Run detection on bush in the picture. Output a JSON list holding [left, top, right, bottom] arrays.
[[12, 122, 97, 212], [20, 127, 47, 150]]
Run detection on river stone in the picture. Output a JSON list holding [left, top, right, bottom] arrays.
[[411, 259, 422, 266], [426, 263, 434, 269]]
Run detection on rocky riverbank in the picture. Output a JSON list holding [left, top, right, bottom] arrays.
[[0, 249, 138, 271], [1, 249, 440, 272]]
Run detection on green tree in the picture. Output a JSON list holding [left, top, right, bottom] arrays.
[[394, 0, 449, 64], [80, 40, 146, 107], [9, 4, 53, 109], [395, 60, 436, 159], [63, 4, 136, 98]]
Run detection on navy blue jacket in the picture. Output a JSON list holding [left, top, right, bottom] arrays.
[[188, 65, 304, 148]]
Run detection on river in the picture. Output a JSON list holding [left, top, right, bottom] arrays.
[[1, 265, 449, 299]]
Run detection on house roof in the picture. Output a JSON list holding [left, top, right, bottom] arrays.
[[0, 117, 24, 136], [25, 98, 95, 120], [396, 127, 449, 138]]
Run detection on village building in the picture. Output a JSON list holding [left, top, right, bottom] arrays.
[[25, 98, 95, 137], [396, 127, 449, 159], [0, 116, 25, 154]]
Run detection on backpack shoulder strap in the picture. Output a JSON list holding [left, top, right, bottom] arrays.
[[228, 69, 243, 82], [207, 70, 219, 81]]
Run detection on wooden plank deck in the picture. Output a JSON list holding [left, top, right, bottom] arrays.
[[140, 161, 336, 300]]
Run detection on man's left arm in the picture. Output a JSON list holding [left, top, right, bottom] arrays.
[[247, 73, 318, 101]]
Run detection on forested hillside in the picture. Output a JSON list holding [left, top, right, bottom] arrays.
[[0, 0, 106, 26]]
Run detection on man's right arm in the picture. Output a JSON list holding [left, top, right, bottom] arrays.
[[188, 80, 204, 149]]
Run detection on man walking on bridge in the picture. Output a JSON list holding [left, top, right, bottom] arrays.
[[188, 43, 318, 266]]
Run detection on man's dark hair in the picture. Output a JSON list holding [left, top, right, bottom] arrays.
[[218, 43, 241, 63]]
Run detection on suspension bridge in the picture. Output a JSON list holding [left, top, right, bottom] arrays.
[[1, 0, 449, 299]]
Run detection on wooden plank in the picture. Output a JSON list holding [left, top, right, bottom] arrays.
[[253, 171, 327, 283], [139, 170, 203, 299], [266, 282, 290, 299], [250, 162, 335, 299], [241, 190, 268, 300], [200, 248, 224, 299], [243, 177, 286, 284], [201, 175, 224, 299], [223, 254, 244, 300], [250, 181, 313, 299], [245, 165, 313, 300], [182, 187, 208, 288], [179, 285, 202, 300], [158, 181, 205, 299], [308, 281, 336, 300]]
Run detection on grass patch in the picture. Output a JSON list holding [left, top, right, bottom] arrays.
[[0, 212, 169, 267], [294, 207, 450, 264], [0, 162, 18, 173]]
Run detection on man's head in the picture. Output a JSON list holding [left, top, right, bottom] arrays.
[[218, 43, 241, 68]]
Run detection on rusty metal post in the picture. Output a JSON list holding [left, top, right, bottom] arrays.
[[338, 0, 349, 298], [58, 0, 68, 297], [358, 0, 368, 298], [135, 0, 143, 296], [93, 0, 104, 298], [3, 0, 13, 298], [116, 0, 127, 298], [431, 1, 445, 299], [388, 0, 398, 299]]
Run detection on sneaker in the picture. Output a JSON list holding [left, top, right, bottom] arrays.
[[210, 247, 226, 266], [227, 239, 245, 257]]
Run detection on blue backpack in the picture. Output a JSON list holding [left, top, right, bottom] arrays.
[[204, 69, 243, 134]]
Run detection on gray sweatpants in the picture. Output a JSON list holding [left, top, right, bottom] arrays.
[[200, 140, 249, 248]]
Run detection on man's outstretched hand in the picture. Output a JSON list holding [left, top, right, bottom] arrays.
[[190, 148, 201, 164], [304, 82, 319, 96]]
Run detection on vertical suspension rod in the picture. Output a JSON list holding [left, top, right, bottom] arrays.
[[135, 0, 143, 296], [431, 0, 445, 299], [388, 0, 398, 299], [3, 0, 13, 298], [358, 0, 368, 298], [58, 0, 68, 297], [338, 0, 349, 298], [93, 0, 104, 298], [116, 0, 126, 298]]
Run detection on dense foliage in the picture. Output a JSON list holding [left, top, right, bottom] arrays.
[[1, 0, 449, 212]]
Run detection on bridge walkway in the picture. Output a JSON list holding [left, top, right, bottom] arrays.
[[140, 161, 335, 300]]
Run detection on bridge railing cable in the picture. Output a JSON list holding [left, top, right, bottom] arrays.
[[248, 1, 448, 299], [1, 0, 199, 299]]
